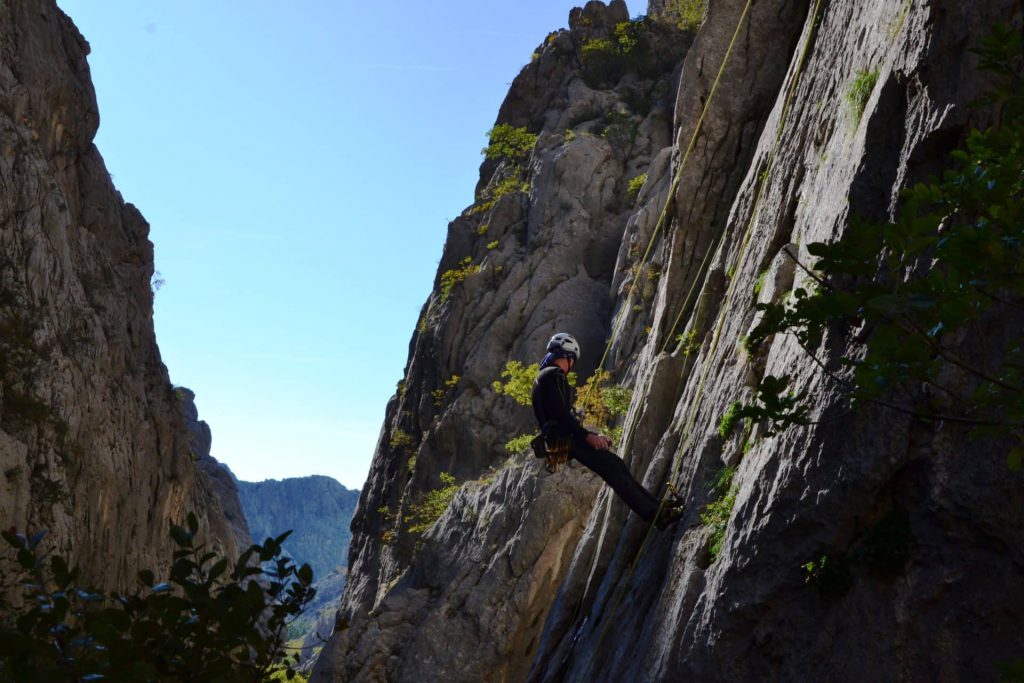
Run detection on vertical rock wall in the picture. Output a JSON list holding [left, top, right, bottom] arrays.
[[337, 0, 685, 628], [317, 2, 690, 679], [537, 0, 1024, 680], [316, 0, 1024, 680], [0, 0, 237, 588], [177, 387, 252, 553]]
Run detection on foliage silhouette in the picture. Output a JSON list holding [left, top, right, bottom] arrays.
[[0, 515, 315, 682], [736, 27, 1024, 464]]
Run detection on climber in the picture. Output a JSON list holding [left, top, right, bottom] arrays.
[[531, 332, 684, 530]]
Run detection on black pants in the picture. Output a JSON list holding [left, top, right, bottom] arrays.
[[571, 442, 659, 521]]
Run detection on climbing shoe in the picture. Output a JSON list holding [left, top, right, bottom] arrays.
[[655, 501, 685, 531]]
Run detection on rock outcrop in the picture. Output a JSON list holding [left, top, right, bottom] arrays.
[[323, 0, 1024, 680], [336, 0, 686, 636], [316, 460, 602, 682], [316, 2, 691, 679], [0, 1, 237, 588], [176, 386, 252, 552]]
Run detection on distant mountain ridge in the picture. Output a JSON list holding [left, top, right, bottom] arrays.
[[237, 474, 360, 670], [237, 475, 359, 581], [177, 386, 358, 670], [175, 386, 358, 580]]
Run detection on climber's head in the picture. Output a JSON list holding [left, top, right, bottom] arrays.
[[544, 332, 580, 372]]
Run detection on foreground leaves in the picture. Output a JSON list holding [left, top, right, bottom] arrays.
[[736, 26, 1024, 455], [0, 515, 315, 682]]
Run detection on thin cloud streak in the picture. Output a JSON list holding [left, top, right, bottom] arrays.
[[476, 29, 546, 39], [365, 63, 458, 72], [216, 228, 283, 243]]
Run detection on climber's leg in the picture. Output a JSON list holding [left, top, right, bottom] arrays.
[[571, 442, 660, 521]]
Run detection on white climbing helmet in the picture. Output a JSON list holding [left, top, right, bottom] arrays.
[[547, 332, 581, 360]]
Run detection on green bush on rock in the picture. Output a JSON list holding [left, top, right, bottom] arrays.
[[667, 0, 706, 30], [580, 19, 654, 87], [846, 68, 879, 124], [701, 467, 737, 560], [406, 473, 461, 535], [493, 360, 540, 406], [504, 433, 538, 455], [626, 172, 647, 206], [483, 124, 538, 164], [439, 258, 480, 302]]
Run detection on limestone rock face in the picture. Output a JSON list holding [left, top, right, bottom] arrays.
[[334, 0, 686, 636], [176, 387, 252, 553], [0, 1, 236, 588], [315, 461, 601, 683], [320, 0, 1024, 680], [312, 3, 686, 679]]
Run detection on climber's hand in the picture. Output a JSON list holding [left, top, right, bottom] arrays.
[[586, 433, 613, 451]]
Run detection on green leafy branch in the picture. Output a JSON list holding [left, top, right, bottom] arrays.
[[492, 360, 539, 406], [494, 361, 631, 449], [719, 375, 809, 439], [405, 472, 460, 535], [729, 27, 1024, 465], [470, 124, 536, 216], [0, 515, 315, 682]]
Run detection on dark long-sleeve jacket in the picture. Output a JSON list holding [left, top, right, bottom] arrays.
[[531, 366, 590, 444]]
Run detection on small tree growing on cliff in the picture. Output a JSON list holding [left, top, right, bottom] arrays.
[[494, 360, 631, 447], [667, 0, 706, 31], [405, 472, 461, 535], [483, 124, 537, 164], [470, 125, 536, 217]]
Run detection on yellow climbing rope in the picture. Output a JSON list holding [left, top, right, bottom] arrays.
[[562, 0, 759, 646], [585, 0, 757, 391], [576, 0, 825, 675], [670, 0, 824, 485]]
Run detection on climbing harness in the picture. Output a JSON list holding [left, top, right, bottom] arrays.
[[544, 442, 571, 474], [531, 420, 572, 473]]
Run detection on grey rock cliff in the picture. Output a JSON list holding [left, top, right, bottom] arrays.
[[176, 386, 252, 553], [317, 2, 689, 679], [317, 461, 600, 682], [335, 2, 687, 639], [0, 0, 236, 588], [319, 0, 1024, 680]]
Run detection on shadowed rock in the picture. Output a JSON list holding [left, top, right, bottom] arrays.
[[0, 0, 237, 588]]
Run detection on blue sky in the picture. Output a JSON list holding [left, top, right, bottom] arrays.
[[55, 1, 613, 489]]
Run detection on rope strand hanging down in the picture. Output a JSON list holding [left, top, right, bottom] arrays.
[[576, 0, 826, 675]]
